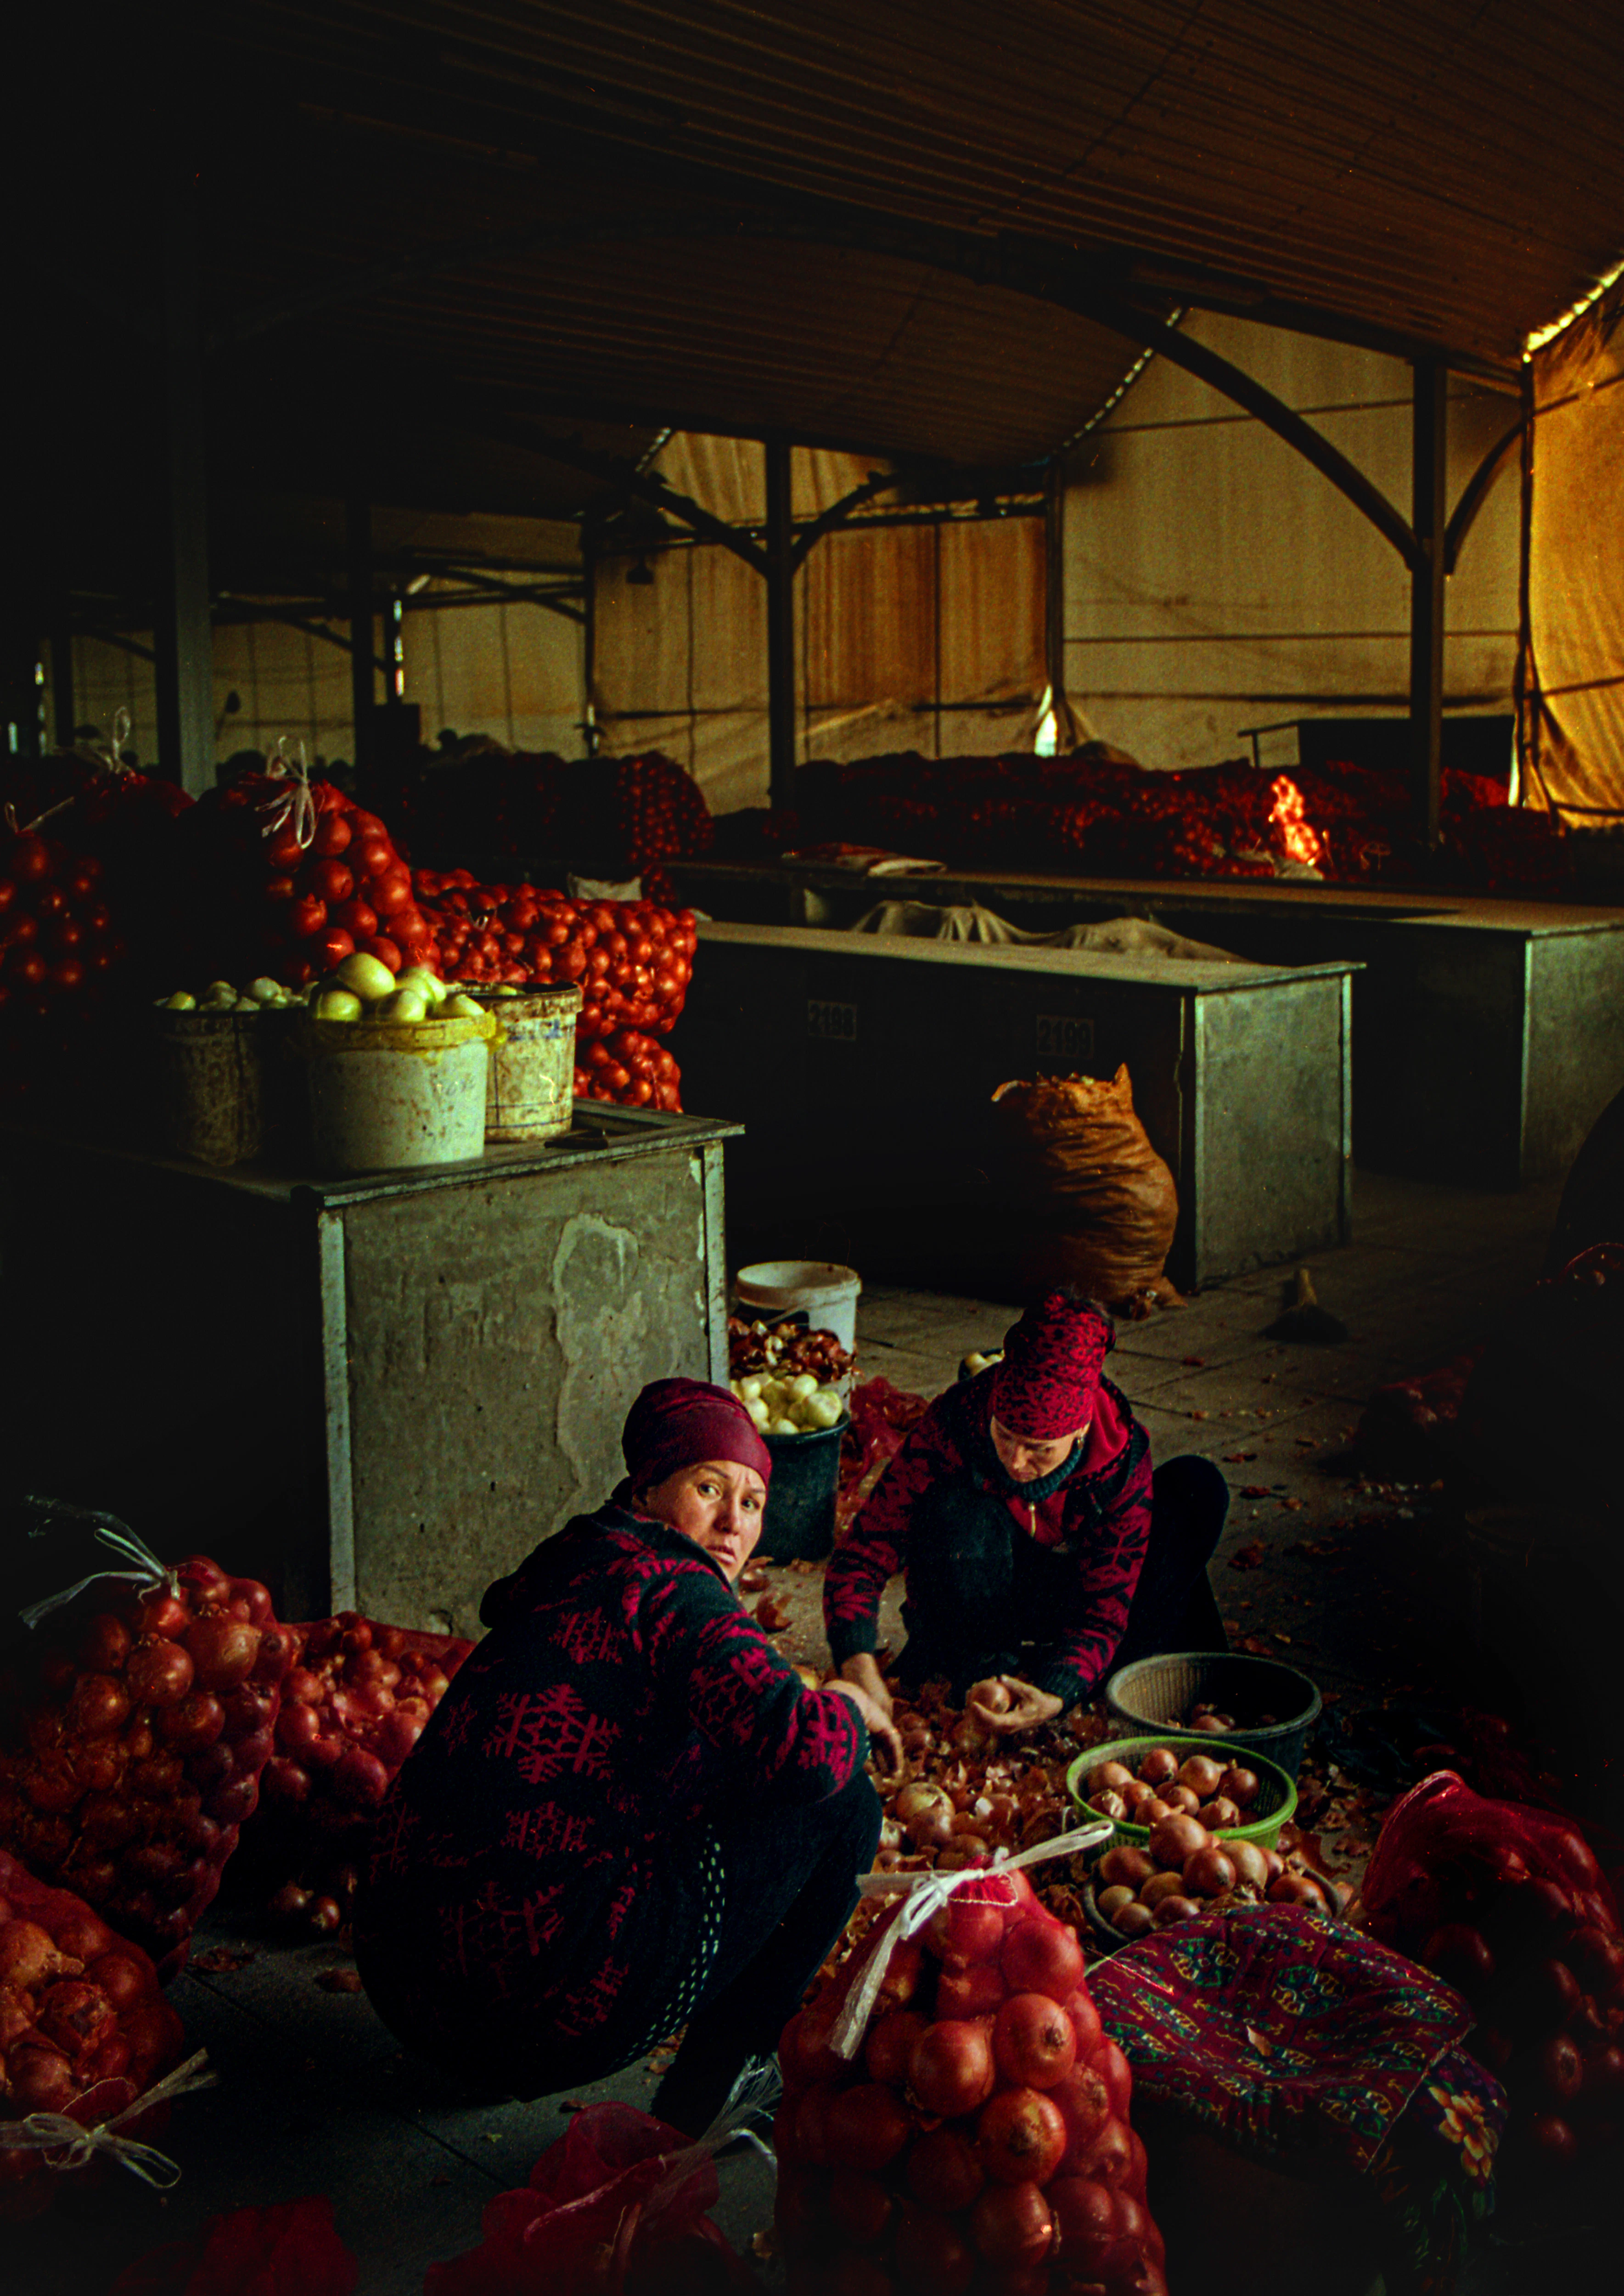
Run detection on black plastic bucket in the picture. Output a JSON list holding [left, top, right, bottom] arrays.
[[759, 1419, 846, 1562]]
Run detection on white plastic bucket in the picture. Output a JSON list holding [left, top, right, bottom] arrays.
[[298, 1010, 497, 1175], [734, 1260, 863, 1351], [477, 985, 583, 1142]]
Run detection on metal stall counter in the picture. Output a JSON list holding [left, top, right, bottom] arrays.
[[670, 920, 1357, 1296], [671, 860, 1624, 1191], [0, 1108, 740, 1634]]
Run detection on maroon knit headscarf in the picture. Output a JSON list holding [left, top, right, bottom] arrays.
[[989, 1293, 1113, 1441], [621, 1377, 772, 1495]]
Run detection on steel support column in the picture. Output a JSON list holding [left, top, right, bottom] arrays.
[[153, 173, 214, 794], [764, 435, 796, 810], [346, 494, 375, 777], [1410, 361, 1449, 848]]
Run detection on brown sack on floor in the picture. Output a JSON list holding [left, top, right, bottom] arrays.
[[990, 1063, 1180, 1311]]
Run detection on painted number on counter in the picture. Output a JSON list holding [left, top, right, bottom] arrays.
[[1035, 1013, 1094, 1063], [807, 999, 859, 1042]]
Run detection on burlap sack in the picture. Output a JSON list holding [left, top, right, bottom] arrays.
[[990, 1064, 1180, 1307]]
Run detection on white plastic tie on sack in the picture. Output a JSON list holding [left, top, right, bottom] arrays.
[[18, 1499, 177, 1631], [0, 2048, 218, 2189], [829, 1819, 1113, 2060], [262, 736, 316, 851]]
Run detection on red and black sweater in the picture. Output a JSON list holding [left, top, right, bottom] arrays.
[[823, 1368, 1154, 1710], [356, 1505, 867, 2060]]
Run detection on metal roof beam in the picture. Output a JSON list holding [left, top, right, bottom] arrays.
[[1444, 418, 1525, 575]]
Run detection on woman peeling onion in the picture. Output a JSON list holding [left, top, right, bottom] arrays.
[[825, 1289, 1230, 1735], [354, 1378, 899, 2136]]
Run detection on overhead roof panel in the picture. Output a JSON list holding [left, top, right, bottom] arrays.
[[210, 0, 1624, 374]]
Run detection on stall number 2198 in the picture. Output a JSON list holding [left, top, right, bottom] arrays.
[[807, 999, 859, 1042]]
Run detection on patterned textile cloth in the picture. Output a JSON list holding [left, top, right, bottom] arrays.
[[824, 1365, 1154, 1708], [1089, 1903, 1507, 2296], [990, 1290, 1114, 1438], [354, 1504, 867, 2088]]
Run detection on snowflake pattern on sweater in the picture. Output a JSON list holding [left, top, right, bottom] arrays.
[[356, 1505, 867, 2053], [823, 1367, 1153, 1708]]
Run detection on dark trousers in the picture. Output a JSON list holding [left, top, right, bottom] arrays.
[[895, 1455, 1230, 1700], [358, 1768, 879, 2133], [649, 1766, 880, 2133]]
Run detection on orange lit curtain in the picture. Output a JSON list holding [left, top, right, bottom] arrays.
[[1517, 276, 1624, 823]]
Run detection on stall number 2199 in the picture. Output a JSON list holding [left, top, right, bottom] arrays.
[[1035, 1013, 1095, 1063]]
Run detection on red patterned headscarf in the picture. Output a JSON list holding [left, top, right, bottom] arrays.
[[621, 1377, 772, 1494], [989, 1294, 1113, 1441]]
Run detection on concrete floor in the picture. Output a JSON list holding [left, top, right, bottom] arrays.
[[11, 1167, 1568, 2294]]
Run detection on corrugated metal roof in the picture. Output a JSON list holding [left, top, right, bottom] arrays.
[[207, 0, 1624, 376], [18, 0, 1623, 527]]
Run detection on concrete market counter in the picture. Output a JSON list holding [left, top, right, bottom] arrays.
[[671, 861, 1624, 1190], [0, 1109, 739, 1633], [670, 920, 1356, 1294]]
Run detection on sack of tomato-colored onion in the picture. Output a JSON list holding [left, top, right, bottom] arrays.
[[186, 765, 438, 989], [259, 1614, 472, 1849], [1360, 1771, 1624, 2172], [413, 877, 695, 1020], [0, 1544, 295, 1978], [0, 1849, 187, 2220], [0, 816, 132, 1109], [411, 878, 695, 1107], [776, 1868, 1167, 2295], [576, 1030, 682, 1111]]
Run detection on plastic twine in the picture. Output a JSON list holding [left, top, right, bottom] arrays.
[[0, 2049, 218, 2189], [262, 736, 316, 850], [829, 1818, 1114, 2060], [17, 1498, 177, 1631]]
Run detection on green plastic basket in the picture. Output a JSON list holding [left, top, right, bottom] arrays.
[[1065, 1732, 1297, 1852]]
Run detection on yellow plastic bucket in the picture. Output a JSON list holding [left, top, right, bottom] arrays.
[[476, 985, 583, 1141], [297, 1009, 498, 1175]]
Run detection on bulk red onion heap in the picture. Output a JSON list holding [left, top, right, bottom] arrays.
[[258, 1614, 472, 1930]]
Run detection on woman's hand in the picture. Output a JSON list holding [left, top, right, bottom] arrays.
[[968, 1675, 1065, 1736], [828, 1678, 905, 1777], [838, 1653, 894, 1722]]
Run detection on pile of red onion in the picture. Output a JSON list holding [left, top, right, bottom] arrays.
[[259, 1614, 472, 1862]]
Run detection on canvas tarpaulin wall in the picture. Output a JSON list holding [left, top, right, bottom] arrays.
[[591, 434, 1048, 813], [1517, 276, 1624, 825]]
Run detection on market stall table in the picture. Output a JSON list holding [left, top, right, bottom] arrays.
[[670, 919, 1355, 1293], [672, 861, 1624, 1190], [0, 1107, 738, 1632]]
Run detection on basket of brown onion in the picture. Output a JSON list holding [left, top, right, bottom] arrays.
[[1065, 1733, 1346, 1947]]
